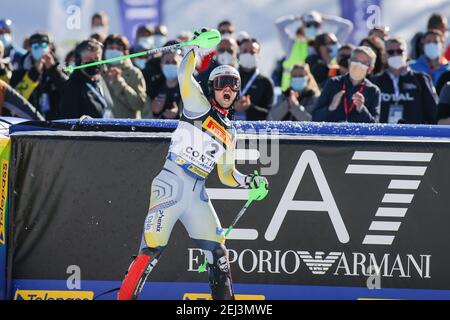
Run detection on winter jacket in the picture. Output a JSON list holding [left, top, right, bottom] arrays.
[[104, 59, 147, 119], [59, 70, 114, 119], [10, 53, 68, 120], [268, 88, 319, 121], [312, 74, 380, 123], [372, 68, 438, 124], [409, 55, 450, 86]]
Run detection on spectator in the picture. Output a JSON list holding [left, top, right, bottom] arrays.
[[436, 69, 450, 96], [373, 37, 438, 124], [368, 26, 390, 41], [91, 12, 109, 38], [306, 32, 340, 88], [426, 14, 449, 61], [11, 32, 68, 120], [90, 32, 106, 44], [437, 82, 450, 124], [268, 64, 320, 121], [218, 20, 236, 39], [234, 38, 274, 120], [410, 29, 449, 86], [132, 24, 154, 51], [197, 37, 239, 93], [0, 41, 13, 83], [0, 19, 26, 70], [153, 25, 168, 49], [60, 39, 113, 119], [312, 46, 380, 123], [129, 44, 148, 71], [0, 79, 44, 120], [143, 45, 182, 119], [275, 11, 353, 91], [359, 36, 386, 76], [198, 21, 236, 74], [334, 44, 355, 76], [102, 34, 147, 119], [64, 49, 76, 69], [409, 32, 424, 61]]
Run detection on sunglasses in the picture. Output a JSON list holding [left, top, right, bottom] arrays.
[[217, 48, 234, 54], [350, 57, 371, 67], [31, 42, 49, 50], [212, 75, 241, 92], [305, 22, 320, 28], [387, 49, 404, 55]]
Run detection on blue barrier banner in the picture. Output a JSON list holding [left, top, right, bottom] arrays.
[[340, 0, 383, 44], [117, 0, 163, 44]]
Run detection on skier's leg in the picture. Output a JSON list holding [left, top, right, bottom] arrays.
[[118, 169, 185, 300], [180, 184, 235, 300]]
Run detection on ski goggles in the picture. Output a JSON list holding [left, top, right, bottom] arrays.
[[212, 75, 241, 92]]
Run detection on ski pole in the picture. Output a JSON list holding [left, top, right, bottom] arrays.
[[198, 172, 269, 273], [64, 29, 222, 74]]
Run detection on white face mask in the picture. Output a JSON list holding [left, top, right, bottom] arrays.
[[387, 55, 406, 70], [424, 42, 442, 60], [349, 61, 369, 81], [154, 35, 167, 48], [92, 25, 107, 35], [217, 52, 236, 66], [239, 53, 257, 69]]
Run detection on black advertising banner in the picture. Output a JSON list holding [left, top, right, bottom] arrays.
[[7, 130, 450, 300]]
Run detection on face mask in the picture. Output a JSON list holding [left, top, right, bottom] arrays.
[[105, 49, 123, 65], [305, 27, 318, 40], [154, 35, 167, 48], [0, 34, 12, 48], [138, 36, 154, 50], [31, 45, 50, 61], [329, 43, 340, 59], [221, 32, 233, 39], [239, 53, 257, 69], [349, 61, 369, 81], [92, 25, 107, 35], [387, 55, 406, 70], [424, 42, 442, 60], [217, 52, 236, 66], [162, 64, 178, 80], [291, 77, 308, 92], [134, 58, 147, 70]]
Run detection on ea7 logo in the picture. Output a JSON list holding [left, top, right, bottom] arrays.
[[208, 149, 433, 246], [298, 251, 342, 275]]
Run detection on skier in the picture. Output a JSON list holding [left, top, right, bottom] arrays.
[[117, 29, 269, 301]]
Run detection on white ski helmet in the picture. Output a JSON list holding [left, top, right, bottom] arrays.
[[208, 64, 241, 83]]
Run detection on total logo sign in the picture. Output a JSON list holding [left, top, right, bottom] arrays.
[[189, 149, 434, 280]]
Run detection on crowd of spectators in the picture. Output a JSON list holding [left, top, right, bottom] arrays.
[[0, 10, 449, 125]]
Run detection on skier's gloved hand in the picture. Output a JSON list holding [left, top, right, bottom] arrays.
[[245, 172, 269, 190], [193, 28, 210, 40]]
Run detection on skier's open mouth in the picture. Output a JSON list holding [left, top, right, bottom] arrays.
[[224, 93, 231, 101]]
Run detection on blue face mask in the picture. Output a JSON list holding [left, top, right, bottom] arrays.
[[105, 49, 123, 65], [0, 33, 12, 48], [305, 27, 318, 40], [154, 35, 167, 48], [329, 43, 340, 59], [162, 64, 178, 80], [291, 77, 308, 92], [31, 43, 50, 61]]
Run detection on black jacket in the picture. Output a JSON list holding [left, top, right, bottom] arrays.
[[312, 74, 380, 123], [436, 70, 450, 96], [438, 83, 450, 121], [10, 53, 68, 120], [372, 69, 438, 124], [238, 67, 274, 121], [59, 70, 113, 119]]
